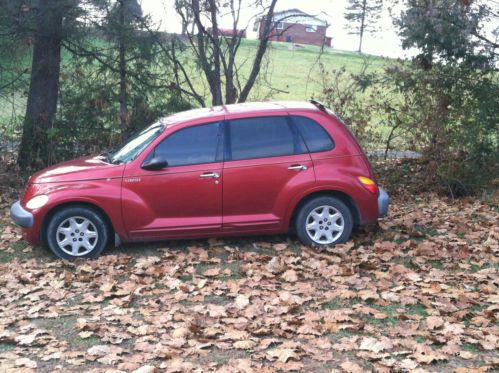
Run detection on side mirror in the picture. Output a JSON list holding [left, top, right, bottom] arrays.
[[142, 156, 167, 171]]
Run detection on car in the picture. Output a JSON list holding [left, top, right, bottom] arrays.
[[11, 100, 389, 259]]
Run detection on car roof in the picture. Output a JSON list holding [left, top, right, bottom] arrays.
[[160, 101, 320, 126]]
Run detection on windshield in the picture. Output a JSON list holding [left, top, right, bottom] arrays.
[[109, 123, 165, 164]]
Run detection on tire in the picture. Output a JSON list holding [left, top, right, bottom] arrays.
[[46, 206, 109, 259], [295, 196, 353, 247]]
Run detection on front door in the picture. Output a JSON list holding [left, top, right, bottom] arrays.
[[222, 115, 315, 233], [122, 122, 224, 241]]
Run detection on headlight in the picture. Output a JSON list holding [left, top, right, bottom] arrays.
[[26, 195, 49, 209]]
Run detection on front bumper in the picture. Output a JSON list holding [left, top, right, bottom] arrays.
[[378, 187, 390, 217], [10, 201, 34, 228]]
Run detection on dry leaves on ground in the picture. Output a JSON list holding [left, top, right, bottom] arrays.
[[0, 160, 498, 372]]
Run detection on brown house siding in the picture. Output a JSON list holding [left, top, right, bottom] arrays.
[[262, 23, 331, 47]]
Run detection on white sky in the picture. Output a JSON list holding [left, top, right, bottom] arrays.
[[140, 0, 416, 58]]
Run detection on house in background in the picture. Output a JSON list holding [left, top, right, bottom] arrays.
[[252, 9, 331, 47]]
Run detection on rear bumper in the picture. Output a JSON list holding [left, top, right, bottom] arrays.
[[378, 187, 390, 217], [10, 201, 34, 228]]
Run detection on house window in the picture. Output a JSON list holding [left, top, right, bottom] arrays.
[[275, 21, 284, 30], [253, 20, 259, 32], [305, 25, 317, 33]]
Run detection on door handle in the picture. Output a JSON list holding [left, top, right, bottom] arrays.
[[288, 164, 308, 171], [200, 172, 220, 178]]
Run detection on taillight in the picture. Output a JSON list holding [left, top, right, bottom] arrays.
[[358, 176, 378, 194]]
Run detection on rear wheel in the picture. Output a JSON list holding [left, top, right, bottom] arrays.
[[295, 196, 353, 247], [46, 206, 109, 259]]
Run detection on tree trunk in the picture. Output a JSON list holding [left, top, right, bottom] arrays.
[[225, 0, 240, 104], [238, 0, 278, 103], [118, 0, 129, 139], [358, 0, 366, 53], [191, 0, 223, 106], [18, 0, 63, 170]]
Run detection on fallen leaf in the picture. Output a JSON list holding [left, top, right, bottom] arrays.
[[203, 268, 221, 277], [282, 269, 298, 282], [340, 360, 363, 373], [233, 340, 256, 349], [359, 337, 386, 353], [15, 357, 37, 368], [268, 348, 298, 363], [132, 365, 157, 373], [78, 331, 94, 339]]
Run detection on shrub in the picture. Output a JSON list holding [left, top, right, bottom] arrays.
[[52, 63, 191, 162]]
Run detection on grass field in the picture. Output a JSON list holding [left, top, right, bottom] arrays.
[[236, 39, 390, 102], [0, 39, 392, 133]]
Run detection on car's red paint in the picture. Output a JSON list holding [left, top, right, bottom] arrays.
[[16, 101, 383, 246], [122, 160, 224, 240], [20, 162, 126, 244]]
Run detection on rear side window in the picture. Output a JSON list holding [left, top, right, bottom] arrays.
[[151, 122, 221, 166], [228, 116, 298, 160], [292, 115, 334, 152]]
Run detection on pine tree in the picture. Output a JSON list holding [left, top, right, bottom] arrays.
[[344, 0, 383, 53], [17, 0, 65, 169]]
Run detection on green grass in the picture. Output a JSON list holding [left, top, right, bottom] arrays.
[[0, 250, 16, 263], [0, 38, 393, 132], [393, 256, 418, 270], [235, 39, 389, 101], [0, 341, 15, 352], [405, 303, 428, 317], [462, 343, 481, 353], [366, 303, 402, 326], [328, 330, 357, 340], [427, 259, 444, 269], [203, 295, 232, 305], [322, 297, 343, 309], [179, 274, 193, 282], [468, 260, 499, 273], [0, 240, 30, 263], [67, 334, 101, 348], [414, 224, 440, 237]]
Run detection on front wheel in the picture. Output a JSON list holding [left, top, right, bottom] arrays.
[[46, 206, 109, 259], [295, 196, 353, 247]]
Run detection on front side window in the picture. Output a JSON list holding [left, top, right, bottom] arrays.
[[110, 123, 165, 164], [150, 122, 221, 167], [228, 116, 298, 161], [292, 115, 334, 152]]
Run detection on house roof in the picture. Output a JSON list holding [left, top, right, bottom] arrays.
[[273, 9, 328, 27]]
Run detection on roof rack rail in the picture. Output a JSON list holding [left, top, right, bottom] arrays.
[[309, 99, 327, 111]]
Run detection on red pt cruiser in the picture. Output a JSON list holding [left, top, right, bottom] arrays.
[[11, 101, 389, 259]]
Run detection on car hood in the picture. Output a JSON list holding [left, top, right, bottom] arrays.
[[30, 155, 125, 184]]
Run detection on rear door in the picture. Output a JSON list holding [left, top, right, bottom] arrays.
[[222, 115, 315, 233]]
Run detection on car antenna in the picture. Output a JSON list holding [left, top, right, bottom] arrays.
[[310, 99, 327, 111]]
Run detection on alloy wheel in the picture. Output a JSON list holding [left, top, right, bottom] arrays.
[[56, 216, 99, 256], [305, 205, 344, 244]]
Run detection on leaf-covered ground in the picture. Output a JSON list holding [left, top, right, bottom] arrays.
[[0, 160, 498, 372]]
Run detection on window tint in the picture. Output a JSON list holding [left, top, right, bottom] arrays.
[[229, 116, 296, 160], [152, 122, 221, 166], [292, 115, 334, 152]]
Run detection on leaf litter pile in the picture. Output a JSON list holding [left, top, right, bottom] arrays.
[[0, 159, 498, 372]]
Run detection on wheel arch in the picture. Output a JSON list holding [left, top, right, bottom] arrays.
[[40, 201, 115, 247], [288, 190, 361, 230]]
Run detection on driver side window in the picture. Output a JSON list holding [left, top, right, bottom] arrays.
[[151, 122, 222, 166]]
